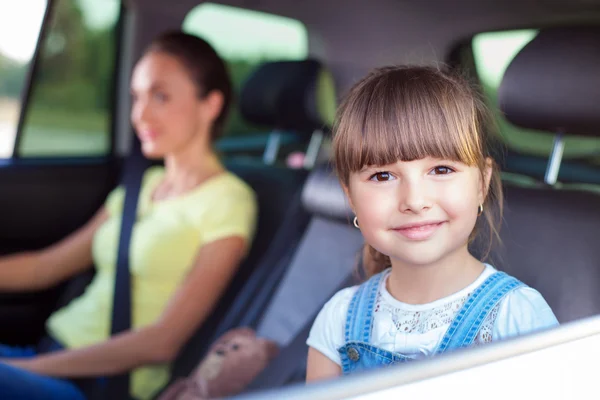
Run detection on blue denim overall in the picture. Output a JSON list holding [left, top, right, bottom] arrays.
[[338, 270, 525, 374]]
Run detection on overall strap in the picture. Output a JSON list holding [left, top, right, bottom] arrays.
[[437, 271, 525, 353], [344, 271, 386, 343]]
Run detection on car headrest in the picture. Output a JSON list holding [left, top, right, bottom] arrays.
[[301, 163, 352, 222], [239, 59, 337, 134], [498, 26, 600, 137]]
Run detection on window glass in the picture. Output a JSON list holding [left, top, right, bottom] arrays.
[[17, 0, 121, 157], [472, 29, 600, 163], [183, 3, 308, 137], [0, 0, 47, 157]]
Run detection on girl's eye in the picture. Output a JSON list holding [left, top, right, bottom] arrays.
[[370, 171, 394, 182], [430, 166, 455, 175]]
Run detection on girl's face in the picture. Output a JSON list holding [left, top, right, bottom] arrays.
[[130, 51, 222, 159], [345, 157, 491, 268]]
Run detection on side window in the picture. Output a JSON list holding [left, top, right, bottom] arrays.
[[183, 3, 308, 138], [16, 0, 121, 158], [471, 29, 600, 165], [0, 1, 47, 158]]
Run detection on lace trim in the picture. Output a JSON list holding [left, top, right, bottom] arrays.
[[476, 304, 500, 344], [375, 292, 500, 342]]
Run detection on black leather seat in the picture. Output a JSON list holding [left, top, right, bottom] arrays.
[[475, 26, 600, 323], [166, 58, 338, 384], [483, 184, 600, 323], [236, 161, 364, 392], [239, 59, 336, 135]]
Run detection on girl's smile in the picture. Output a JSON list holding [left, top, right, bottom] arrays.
[[391, 220, 447, 241]]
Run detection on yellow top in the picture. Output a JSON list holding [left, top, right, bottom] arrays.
[[46, 166, 257, 399]]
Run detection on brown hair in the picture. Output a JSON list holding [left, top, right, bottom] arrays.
[[147, 31, 233, 142], [333, 66, 503, 278]]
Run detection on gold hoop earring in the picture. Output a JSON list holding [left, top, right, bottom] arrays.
[[353, 216, 359, 228], [478, 204, 484, 216]]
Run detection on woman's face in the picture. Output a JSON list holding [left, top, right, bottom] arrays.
[[130, 51, 221, 158]]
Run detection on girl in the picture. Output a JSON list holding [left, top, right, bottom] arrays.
[[0, 32, 256, 399], [306, 66, 558, 381]]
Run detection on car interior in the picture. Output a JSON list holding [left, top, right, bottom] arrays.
[[0, 0, 599, 399]]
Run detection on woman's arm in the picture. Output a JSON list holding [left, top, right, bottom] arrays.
[[4, 235, 247, 377], [0, 208, 107, 292], [306, 347, 342, 382]]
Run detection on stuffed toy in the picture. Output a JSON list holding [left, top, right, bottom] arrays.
[[158, 328, 279, 400]]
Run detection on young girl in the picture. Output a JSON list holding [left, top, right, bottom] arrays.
[[306, 66, 558, 381]]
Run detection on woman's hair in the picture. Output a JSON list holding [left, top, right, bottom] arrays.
[[146, 31, 233, 141], [333, 65, 503, 278]]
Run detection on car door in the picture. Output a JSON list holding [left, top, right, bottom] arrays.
[[0, 0, 123, 345]]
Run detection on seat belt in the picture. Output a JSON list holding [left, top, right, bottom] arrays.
[[105, 135, 149, 399], [244, 271, 358, 393]]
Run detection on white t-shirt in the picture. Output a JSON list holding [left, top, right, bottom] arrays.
[[307, 264, 559, 366]]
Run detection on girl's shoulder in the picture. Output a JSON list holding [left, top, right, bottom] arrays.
[[498, 285, 559, 324], [306, 284, 360, 365], [486, 265, 560, 338], [322, 284, 360, 314], [308, 283, 361, 339], [484, 264, 552, 313], [307, 272, 388, 346]]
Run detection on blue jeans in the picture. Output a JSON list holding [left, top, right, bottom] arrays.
[[0, 339, 87, 400]]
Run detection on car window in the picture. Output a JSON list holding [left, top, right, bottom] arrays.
[[471, 29, 600, 168], [183, 2, 308, 138], [5, 0, 121, 158], [0, 0, 47, 158]]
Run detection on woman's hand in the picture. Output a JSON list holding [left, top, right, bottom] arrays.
[[2, 235, 247, 378], [1, 358, 35, 370], [0, 208, 107, 292]]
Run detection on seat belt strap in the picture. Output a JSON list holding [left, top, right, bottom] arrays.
[[105, 135, 149, 399]]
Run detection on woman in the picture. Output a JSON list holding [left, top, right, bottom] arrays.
[[0, 31, 257, 400]]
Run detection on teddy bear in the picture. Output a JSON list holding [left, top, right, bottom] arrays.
[[158, 327, 279, 400]]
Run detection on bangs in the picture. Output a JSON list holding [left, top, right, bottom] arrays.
[[334, 67, 484, 182]]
